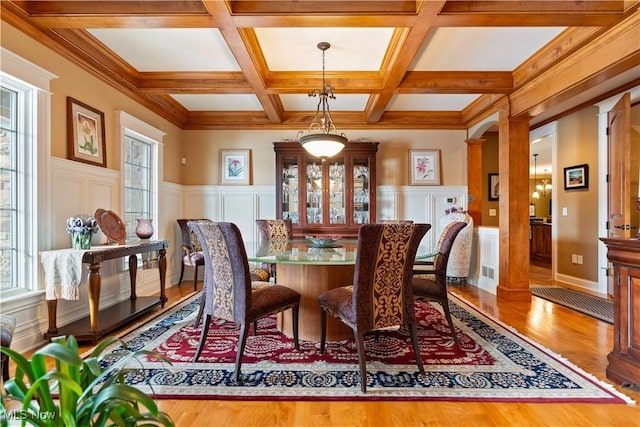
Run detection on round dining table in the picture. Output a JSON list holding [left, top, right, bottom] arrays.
[[248, 238, 435, 343]]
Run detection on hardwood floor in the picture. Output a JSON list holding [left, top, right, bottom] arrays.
[[19, 281, 640, 426]]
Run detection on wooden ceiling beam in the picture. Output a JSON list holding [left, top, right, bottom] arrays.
[[398, 71, 513, 94], [510, 9, 640, 118], [202, 0, 283, 124], [226, 1, 419, 15], [184, 110, 464, 130], [436, 0, 626, 26], [11, 1, 209, 15], [440, 1, 624, 14], [137, 72, 253, 94], [265, 71, 382, 94], [364, 1, 446, 123]]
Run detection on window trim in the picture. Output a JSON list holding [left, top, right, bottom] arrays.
[[116, 110, 165, 238], [0, 48, 56, 302]]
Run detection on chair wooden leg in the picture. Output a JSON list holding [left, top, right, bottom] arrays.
[[193, 294, 205, 327], [409, 322, 425, 374], [178, 262, 185, 285], [234, 323, 251, 382], [441, 300, 459, 345], [319, 308, 327, 354], [193, 314, 211, 362], [193, 266, 199, 291], [354, 330, 368, 393], [291, 304, 300, 351]]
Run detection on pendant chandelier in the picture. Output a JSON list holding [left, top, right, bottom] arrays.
[[532, 154, 540, 199], [297, 42, 347, 159], [536, 169, 553, 198], [531, 154, 552, 199]]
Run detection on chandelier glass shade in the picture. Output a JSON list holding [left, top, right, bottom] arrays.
[[297, 42, 347, 158], [536, 169, 553, 198], [531, 154, 552, 200]]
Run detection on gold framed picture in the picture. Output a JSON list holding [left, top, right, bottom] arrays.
[[66, 97, 106, 167]]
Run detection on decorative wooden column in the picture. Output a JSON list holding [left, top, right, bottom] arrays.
[[465, 138, 484, 225], [497, 102, 531, 301]]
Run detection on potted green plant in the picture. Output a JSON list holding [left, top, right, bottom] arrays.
[[0, 335, 174, 426]]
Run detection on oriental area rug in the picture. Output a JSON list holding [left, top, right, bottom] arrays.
[[99, 292, 632, 403]]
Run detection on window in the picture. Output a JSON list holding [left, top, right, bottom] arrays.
[[0, 48, 55, 299], [0, 85, 20, 292], [118, 111, 164, 241], [123, 135, 154, 239]]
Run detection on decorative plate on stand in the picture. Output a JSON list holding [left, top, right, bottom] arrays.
[[94, 208, 126, 244]]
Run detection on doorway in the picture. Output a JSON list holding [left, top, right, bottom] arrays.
[[529, 125, 556, 286]]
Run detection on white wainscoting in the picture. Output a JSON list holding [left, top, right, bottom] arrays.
[[8, 158, 182, 352], [469, 226, 500, 294], [13, 176, 495, 352]]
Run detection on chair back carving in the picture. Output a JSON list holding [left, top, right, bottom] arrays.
[[354, 222, 430, 331], [188, 221, 251, 323], [256, 219, 292, 241], [177, 218, 207, 252]]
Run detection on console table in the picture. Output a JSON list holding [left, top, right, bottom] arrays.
[[41, 240, 168, 343], [600, 237, 640, 387]]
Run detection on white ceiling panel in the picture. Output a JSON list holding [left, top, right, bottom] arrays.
[[171, 94, 263, 111], [280, 94, 370, 111], [255, 27, 394, 71], [88, 28, 241, 71], [387, 94, 481, 111], [411, 27, 566, 71]]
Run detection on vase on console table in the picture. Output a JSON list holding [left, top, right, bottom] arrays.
[[135, 218, 154, 240], [71, 231, 92, 250]]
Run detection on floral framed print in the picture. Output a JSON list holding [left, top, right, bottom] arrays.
[[409, 149, 441, 185], [67, 97, 106, 167], [488, 173, 499, 201], [220, 149, 251, 185], [563, 163, 589, 190]]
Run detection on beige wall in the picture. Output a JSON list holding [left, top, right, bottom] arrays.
[[1, 23, 184, 183], [481, 133, 499, 226], [181, 129, 468, 186], [556, 106, 599, 282]]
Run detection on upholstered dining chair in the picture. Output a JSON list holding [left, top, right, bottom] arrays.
[[255, 219, 293, 281], [188, 221, 301, 381], [318, 222, 431, 392], [176, 218, 207, 291], [412, 221, 467, 345]]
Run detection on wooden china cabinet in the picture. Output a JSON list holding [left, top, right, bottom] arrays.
[[599, 237, 640, 387], [274, 141, 378, 238]]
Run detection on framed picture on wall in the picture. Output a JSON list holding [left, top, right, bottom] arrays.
[[563, 164, 589, 190], [220, 149, 251, 185], [408, 149, 441, 185], [66, 97, 106, 167], [488, 173, 499, 201]]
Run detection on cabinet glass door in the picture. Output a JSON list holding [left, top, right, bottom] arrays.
[[281, 157, 299, 224], [306, 162, 323, 224], [328, 161, 345, 224], [353, 159, 370, 224]]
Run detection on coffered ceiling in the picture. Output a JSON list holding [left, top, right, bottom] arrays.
[[2, 0, 639, 139]]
